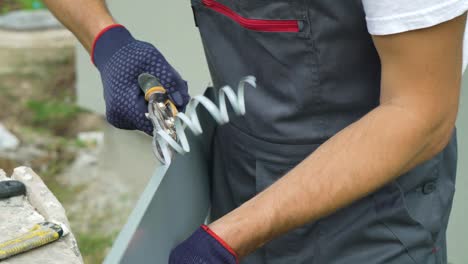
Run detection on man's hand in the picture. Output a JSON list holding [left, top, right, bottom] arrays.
[[169, 226, 238, 264], [42, 1, 190, 135], [93, 25, 189, 135]]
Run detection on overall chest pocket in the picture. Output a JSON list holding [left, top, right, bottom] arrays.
[[201, 0, 305, 32], [192, 0, 321, 128], [202, 0, 303, 32]]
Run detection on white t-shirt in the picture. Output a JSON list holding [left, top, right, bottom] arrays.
[[362, 0, 468, 73]]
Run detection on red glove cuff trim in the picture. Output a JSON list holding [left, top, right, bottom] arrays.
[[91, 24, 125, 65], [201, 225, 239, 262]]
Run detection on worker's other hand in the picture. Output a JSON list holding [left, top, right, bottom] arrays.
[[169, 225, 238, 264], [92, 25, 190, 135]]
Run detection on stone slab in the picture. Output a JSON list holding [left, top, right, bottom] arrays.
[[0, 167, 83, 264]]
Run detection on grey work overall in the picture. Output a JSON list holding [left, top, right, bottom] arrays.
[[191, 0, 457, 263]]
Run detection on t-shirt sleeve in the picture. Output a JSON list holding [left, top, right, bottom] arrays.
[[362, 0, 468, 35]]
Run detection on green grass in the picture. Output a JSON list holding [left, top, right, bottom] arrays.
[[0, 0, 44, 15], [26, 100, 82, 124], [24, 99, 84, 136], [76, 233, 114, 264], [18, 0, 44, 9]]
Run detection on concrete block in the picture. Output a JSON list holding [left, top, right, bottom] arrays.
[[0, 167, 83, 264], [12, 167, 69, 227]]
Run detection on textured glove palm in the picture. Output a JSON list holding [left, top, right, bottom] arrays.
[[169, 226, 238, 264], [93, 25, 189, 135]]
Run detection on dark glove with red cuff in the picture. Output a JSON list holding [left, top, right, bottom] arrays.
[[169, 225, 238, 264], [92, 24, 190, 135]]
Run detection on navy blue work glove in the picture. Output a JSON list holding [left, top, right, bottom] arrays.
[[92, 25, 190, 135], [169, 225, 238, 264]]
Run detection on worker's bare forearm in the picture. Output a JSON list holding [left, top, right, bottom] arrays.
[[210, 102, 456, 257], [43, 0, 115, 52], [208, 14, 465, 258]]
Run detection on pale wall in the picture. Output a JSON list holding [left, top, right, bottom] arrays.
[[448, 76, 468, 264], [75, 1, 468, 263]]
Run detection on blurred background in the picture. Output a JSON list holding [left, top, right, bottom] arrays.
[[0, 1, 466, 263]]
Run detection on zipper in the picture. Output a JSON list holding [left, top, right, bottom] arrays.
[[202, 0, 300, 32]]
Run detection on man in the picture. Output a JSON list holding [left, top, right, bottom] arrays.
[[44, 0, 467, 263]]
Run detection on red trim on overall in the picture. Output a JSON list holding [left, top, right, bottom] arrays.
[[201, 225, 239, 263], [202, 0, 299, 32], [91, 24, 125, 65]]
